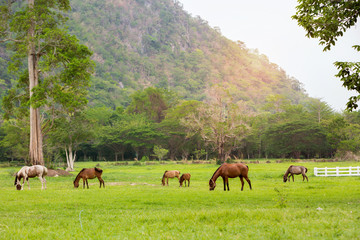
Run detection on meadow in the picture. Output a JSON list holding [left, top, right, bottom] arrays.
[[0, 160, 359, 240]]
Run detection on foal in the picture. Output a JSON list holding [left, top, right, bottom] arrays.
[[179, 173, 191, 187]]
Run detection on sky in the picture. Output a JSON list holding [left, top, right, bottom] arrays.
[[178, 0, 360, 112]]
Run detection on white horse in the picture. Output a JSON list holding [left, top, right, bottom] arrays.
[[14, 165, 48, 190]]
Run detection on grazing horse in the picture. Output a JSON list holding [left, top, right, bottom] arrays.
[[179, 173, 191, 187], [14, 165, 48, 190], [161, 170, 180, 186], [209, 163, 252, 191], [73, 167, 105, 189], [283, 165, 308, 182]]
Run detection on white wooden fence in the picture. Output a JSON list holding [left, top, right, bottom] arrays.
[[314, 166, 360, 177]]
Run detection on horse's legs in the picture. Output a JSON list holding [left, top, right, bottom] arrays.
[[39, 176, 46, 190], [86, 179, 89, 189], [26, 177, 30, 190], [222, 177, 226, 191], [20, 176, 25, 190], [83, 179, 86, 189], [291, 174, 294, 182], [303, 173, 308, 182], [245, 176, 252, 190], [188, 180, 190, 187], [240, 176, 245, 191], [98, 177, 105, 188]]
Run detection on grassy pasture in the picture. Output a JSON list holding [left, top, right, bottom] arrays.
[[0, 161, 359, 239]]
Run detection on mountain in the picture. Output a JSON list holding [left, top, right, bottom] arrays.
[[0, 0, 309, 110]]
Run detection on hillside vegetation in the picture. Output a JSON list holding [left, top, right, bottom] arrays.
[[0, 0, 309, 110]]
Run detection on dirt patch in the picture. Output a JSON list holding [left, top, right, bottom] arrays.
[[47, 169, 73, 177], [86, 182, 157, 186]]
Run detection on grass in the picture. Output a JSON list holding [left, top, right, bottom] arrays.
[[0, 161, 359, 239]]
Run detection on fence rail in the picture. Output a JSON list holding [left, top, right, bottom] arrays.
[[314, 166, 360, 177]]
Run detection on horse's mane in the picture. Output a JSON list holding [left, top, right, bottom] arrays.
[[75, 168, 86, 180], [95, 167, 103, 173], [14, 175, 18, 186], [211, 164, 223, 179], [162, 170, 168, 180]]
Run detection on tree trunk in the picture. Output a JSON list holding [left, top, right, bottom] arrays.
[[65, 145, 76, 171], [28, 0, 44, 166]]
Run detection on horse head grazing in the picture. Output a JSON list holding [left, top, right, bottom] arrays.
[[73, 167, 105, 189], [283, 165, 309, 182], [73, 179, 80, 188], [209, 179, 216, 190], [161, 170, 180, 186], [209, 163, 252, 191], [14, 165, 47, 190], [283, 175, 288, 182]]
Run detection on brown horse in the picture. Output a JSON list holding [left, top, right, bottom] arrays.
[[179, 173, 191, 187], [74, 167, 105, 188], [14, 165, 48, 190], [209, 163, 252, 191], [283, 165, 308, 182], [161, 170, 180, 186]]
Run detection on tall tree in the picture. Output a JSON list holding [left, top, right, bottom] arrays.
[[182, 87, 251, 162], [47, 112, 93, 171], [293, 0, 360, 110], [0, 0, 93, 165]]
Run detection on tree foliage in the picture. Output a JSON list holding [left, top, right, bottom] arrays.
[[293, 0, 360, 110]]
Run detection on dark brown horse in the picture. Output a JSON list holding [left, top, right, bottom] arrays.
[[209, 163, 252, 191], [179, 173, 191, 187], [161, 170, 180, 186], [283, 165, 308, 182], [74, 167, 105, 188]]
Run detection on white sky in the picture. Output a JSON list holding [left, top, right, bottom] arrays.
[[178, 0, 360, 112]]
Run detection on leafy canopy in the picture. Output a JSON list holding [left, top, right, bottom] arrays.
[[293, 0, 360, 110]]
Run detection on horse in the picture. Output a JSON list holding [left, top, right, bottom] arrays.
[[179, 173, 191, 187], [283, 165, 308, 182], [14, 165, 48, 190], [161, 170, 180, 186], [209, 163, 252, 191], [73, 167, 105, 189]]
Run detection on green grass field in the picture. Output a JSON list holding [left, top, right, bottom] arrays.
[[0, 161, 359, 239]]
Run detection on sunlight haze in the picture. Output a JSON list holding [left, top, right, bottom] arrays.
[[178, 0, 360, 111]]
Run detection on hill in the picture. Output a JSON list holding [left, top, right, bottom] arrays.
[[0, 0, 309, 110]]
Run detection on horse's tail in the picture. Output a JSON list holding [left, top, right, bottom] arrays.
[[305, 167, 308, 173], [162, 171, 168, 179], [95, 167, 103, 173], [43, 167, 48, 177], [246, 165, 249, 169]]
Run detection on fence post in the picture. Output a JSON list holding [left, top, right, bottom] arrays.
[[314, 167, 317, 176], [336, 167, 339, 176]]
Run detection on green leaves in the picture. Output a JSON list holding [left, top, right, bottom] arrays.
[[293, 0, 360, 110]]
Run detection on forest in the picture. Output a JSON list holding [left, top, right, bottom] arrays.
[[0, 0, 359, 167], [1, 85, 360, 165]]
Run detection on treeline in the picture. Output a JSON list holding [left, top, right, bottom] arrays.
[[1, 87, 359, 164]]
